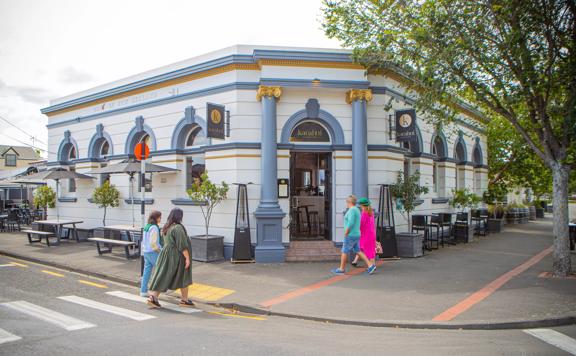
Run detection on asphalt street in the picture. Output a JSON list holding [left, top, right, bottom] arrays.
[[1, 255, 575, 356]]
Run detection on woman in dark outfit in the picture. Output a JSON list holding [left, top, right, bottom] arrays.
[[147, 208, 194, 308]]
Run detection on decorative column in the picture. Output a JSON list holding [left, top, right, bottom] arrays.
[[346, 89, 373, 198], [254, 85, 286, 263]]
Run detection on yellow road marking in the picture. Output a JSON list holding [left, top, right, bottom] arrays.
[[182, 283, 235, 302], [78, 280, 108, 289], [9, 262, 28, 268], [209, 311, 266, 321], [41, 270, 65, 278]]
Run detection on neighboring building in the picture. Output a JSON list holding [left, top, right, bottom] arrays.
[[0, 145, 40, 171], [41, 45, 488, 262]]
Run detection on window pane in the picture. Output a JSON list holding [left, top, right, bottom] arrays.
[[100, 141, 109, 157], [69, 168, 76, 193], [5, 154, 16, 166], [186, 155, 205, 191]]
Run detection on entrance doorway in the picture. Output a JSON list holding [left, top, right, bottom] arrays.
[[289, 152, 332, 241]]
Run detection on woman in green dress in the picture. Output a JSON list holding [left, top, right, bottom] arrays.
[[147, 208, 194, 308]]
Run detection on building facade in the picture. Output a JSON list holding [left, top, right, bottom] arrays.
[[41, 45, 488, 262]]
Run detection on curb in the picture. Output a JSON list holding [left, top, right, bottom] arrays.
[[3, 250, 575, 330]]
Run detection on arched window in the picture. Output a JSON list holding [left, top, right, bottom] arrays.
[[185, 127, 207, 147], [431, 135, 446, 194], [68, 146, 76, 160], [100, 141, 109, 157], [454, 140, 467, 190]]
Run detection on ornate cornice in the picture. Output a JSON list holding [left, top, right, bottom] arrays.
[[345, 89, 373, 104], [256, 85, 282, 101]]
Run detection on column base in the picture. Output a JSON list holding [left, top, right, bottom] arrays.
[[254, 207, 286, 263]]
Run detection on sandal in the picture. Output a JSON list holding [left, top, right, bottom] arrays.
[[179, 299, 195, 308], [147, 296, 161, 308]]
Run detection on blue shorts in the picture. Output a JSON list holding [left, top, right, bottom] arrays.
[[342, 236, 360, 254]]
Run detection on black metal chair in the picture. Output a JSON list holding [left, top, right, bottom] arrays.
[[439, 213, 455, 245], [454, 212, 471, 243], [427, 214, 442, 248], [6, 210, 21, 232], [412, 215, 431, 251]]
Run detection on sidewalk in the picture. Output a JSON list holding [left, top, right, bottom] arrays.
[[1, 217, 575, 329]]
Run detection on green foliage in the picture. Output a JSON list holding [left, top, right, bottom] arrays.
[[389, 171, 429, 226], [34, 185, 56, 210], [450, 188, 481, 211], [92, 181, 120, 226], [488, 204, 505, 219], [482, 184, 507, 204], [187, 170, 229, 236]]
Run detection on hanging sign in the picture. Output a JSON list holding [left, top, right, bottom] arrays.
[[207, 103, 225, 139], [395, 109, 417, 142], [290, 121, 330, 142], [278, 178, 289, 198]]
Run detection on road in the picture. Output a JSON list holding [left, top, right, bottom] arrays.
[[0, 255, 575, 356]]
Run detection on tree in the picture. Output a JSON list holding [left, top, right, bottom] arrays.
[[187, 171, 229, 236], [92, 181, 120, 226], [322, 0, 575, 276], [33, 185, 55, 220], [451, 188, 481, 212], [389, 171, 429, 229]]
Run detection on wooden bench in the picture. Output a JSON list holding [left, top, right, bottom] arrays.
[[88, 237, 140, 260], [22, 230, 57, 246]]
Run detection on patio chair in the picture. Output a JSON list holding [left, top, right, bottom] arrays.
[[454, 212, 471, 243], [439, 213, 455, 245], [6, 210, 21, 232], [427, 214, 442, 248], [411, 215, 431, 251]]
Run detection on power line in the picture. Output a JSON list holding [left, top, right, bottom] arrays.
[[0, 114, 47, 146], [0, 131, 56, 156]]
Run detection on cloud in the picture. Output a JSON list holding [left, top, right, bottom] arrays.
[[0, 79, 52, 104], [58, 66, 93, 84]]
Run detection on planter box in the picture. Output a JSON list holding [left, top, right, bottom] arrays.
[[536, 208, 545, 218], [190, 235, 224, 262], [487, 218, 504, 233], [454, 223, 475, 243], [395, 232, 423, 258], [529, 206, 536, 221]]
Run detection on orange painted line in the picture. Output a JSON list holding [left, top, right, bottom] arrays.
[[432, 246, 553, 322], [260, 260, 386, 308]]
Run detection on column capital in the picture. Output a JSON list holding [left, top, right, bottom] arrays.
[[345, 89, 373, 104], [256, 85, 282, 101]]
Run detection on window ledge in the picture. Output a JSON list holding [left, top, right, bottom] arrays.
[[124, 198, 154, 205], [171, 198, 207, 206], [87, 198, 95, 203], [58, 197, 77, 203], [432, 198, 450, 204]]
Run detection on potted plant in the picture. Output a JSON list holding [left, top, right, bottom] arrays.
[[187, 170, 229, 262], [33, 185, 55, 221], [487, 203, 505, 233], [92, 181, 120, 226], [534, 200, 545, 218], [389, 171, 429, 257]]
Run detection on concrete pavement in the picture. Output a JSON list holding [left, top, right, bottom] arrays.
[[0, 217, 575, 329]]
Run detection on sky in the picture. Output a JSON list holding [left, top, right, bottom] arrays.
[[0, 0, 341, 157]]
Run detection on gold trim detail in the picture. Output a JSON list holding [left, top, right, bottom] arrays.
[[345, 89, 373, 104], [367, 155, 405, 162], [335, 156, 352, 159], [256, 85, 282, 101], [205, 154, 261, 160], [277, 155, 290, 158], [257, 59, 364, 69], [46, 63, 260, 117]]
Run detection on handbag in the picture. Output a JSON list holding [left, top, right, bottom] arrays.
[[375, 241, 383, 255]]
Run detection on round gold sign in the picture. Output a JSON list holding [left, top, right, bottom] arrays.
[[399, 113, 412, 128], [210, 109, 222, 124]]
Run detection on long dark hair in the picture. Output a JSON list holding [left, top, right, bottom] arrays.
[[162, 208, 184, 236], [148, 210, 161, 225]]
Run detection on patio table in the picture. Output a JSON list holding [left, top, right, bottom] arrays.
[[34, 219, 84, 244]]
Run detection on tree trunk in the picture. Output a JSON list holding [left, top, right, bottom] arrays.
[[551, 163, 571, 277], [103, 207, 107, 227]]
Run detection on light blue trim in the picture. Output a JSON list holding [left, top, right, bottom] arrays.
[[58, 197, 77, 203], [252, 49, 352, 62], [171, 198, 207, 206], [453, 134, 468, 162], [57, 131, 79, 162], [170, 106, 208, 149], [280, 100, 345, 145], [430, 129, 448, 158], [124, 116, 157, 154], [87, 124, 114, 158], [260, 78, 369, 89], [46, 82, 259, 129], [124, 198, 154, 205], [472, 137, 483, 166]]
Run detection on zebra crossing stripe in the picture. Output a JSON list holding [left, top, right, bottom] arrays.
[[106, 291, 202, 314], [58, 295, 155, 321], [524, 329, 576, 355], [0, 328, 21, 345], [1, 301, 96, 331]]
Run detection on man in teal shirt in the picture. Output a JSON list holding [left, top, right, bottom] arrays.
[[331, 195, 376, 275]]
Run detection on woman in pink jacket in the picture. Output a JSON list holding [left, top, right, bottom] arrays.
[[351, 197, 376, 269]]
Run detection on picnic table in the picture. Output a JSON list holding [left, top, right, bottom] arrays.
[[34, 219, 83, 244], [88, 224, 142, 259]]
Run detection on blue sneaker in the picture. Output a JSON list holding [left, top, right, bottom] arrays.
[[366, 264, 377, 275], [331, 268, 345, 275]]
